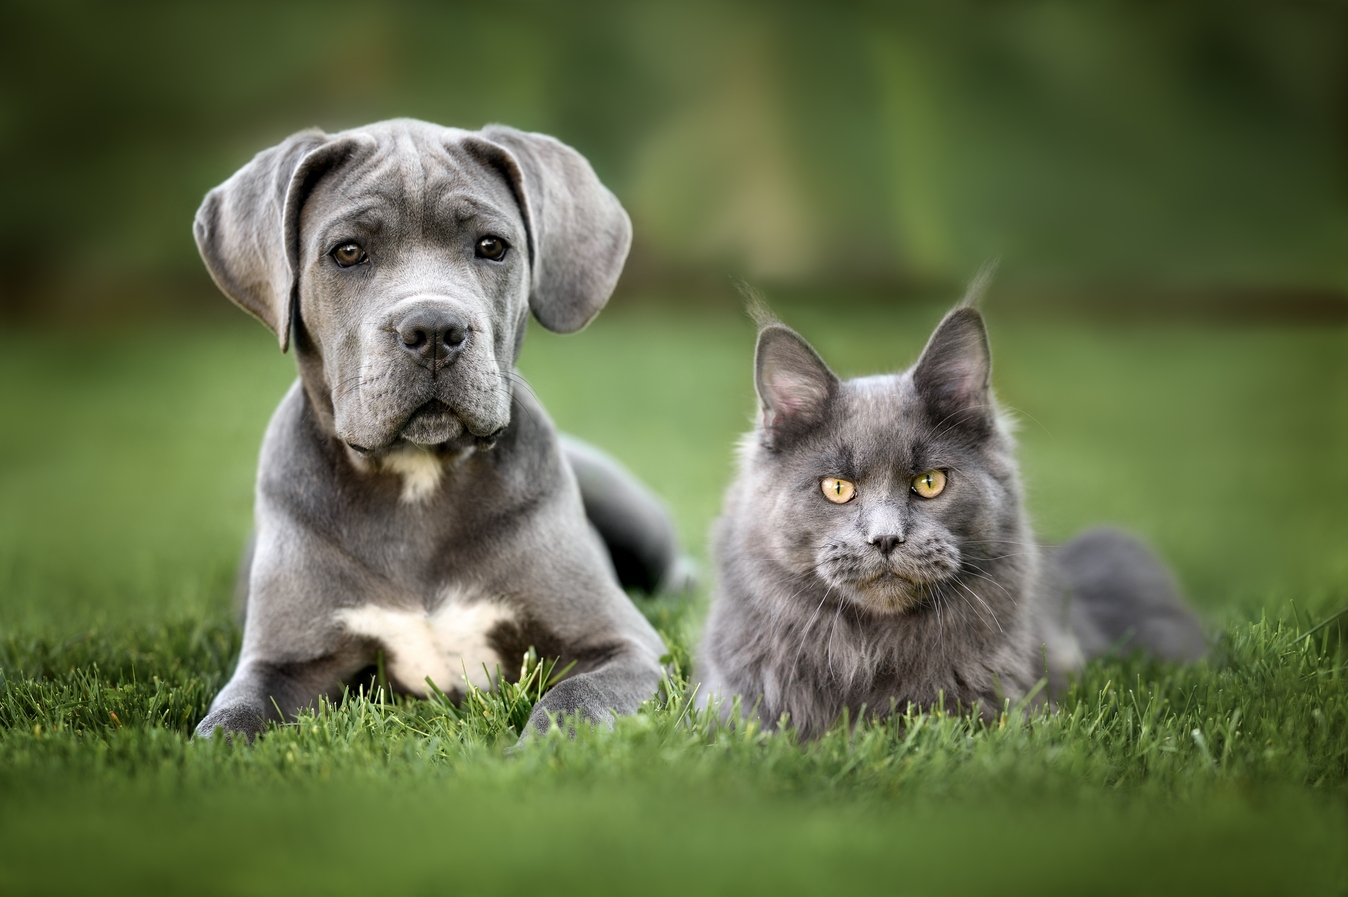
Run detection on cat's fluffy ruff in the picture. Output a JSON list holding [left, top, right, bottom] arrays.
[[696, 307, 1201, 737]]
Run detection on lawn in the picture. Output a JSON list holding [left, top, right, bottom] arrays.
[[0, 295, 1345, 895]]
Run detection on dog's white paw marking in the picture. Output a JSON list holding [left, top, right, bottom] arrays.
[[336, 592, 514, 694]]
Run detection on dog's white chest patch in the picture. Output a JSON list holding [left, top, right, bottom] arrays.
[[380, 447, 445, 504], [378, 444, 477, 504], [336, 593, 514, 695]]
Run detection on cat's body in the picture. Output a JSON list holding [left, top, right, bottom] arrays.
[[696, 305, 1203, 736]]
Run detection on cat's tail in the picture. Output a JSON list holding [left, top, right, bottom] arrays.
[[1054, 527, 1206, 662]]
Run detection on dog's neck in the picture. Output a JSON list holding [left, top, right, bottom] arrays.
[[375, 442, 476, 504]]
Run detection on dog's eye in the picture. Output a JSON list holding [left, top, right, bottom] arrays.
[[475, 236, 509, 261], [331, 243, 368, 268], [821, 477, 855, 504], [912, 470, 947, 499]]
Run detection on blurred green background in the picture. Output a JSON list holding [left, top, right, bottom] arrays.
[[3, 0, 1346, 317], [1, 4, 1346, 892]]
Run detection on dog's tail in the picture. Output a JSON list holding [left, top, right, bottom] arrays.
[[561, 435, 697, 596], [1053, 527, 1205, 662]]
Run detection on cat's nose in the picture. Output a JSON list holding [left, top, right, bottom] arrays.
[[871, 533, 905, 554]]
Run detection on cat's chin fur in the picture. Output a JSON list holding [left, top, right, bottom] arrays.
[[695, 304, 1206, 738], [839, 574, 932, 615]]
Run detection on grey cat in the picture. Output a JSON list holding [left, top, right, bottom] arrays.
[[696, 302, 1205, 736]]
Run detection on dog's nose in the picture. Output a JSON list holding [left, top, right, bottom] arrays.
[[394, 308, 470, 365], [870, 533, 905, 554]]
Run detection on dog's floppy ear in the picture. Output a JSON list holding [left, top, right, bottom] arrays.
[[193, 129, 366, 351], [473, 125, 632, 334]]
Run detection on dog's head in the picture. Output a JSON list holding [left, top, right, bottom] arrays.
[[193, 119, 631, 453]]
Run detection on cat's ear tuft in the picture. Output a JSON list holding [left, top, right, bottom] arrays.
[[912, 307, 992, 427], [755, 324, 838, 448]]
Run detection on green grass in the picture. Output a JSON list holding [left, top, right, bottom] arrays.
[[1, 297, 1345, 894]]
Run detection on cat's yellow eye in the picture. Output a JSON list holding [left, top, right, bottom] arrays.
[[912, 469, 947, 499], [821, 477, 856, 504]]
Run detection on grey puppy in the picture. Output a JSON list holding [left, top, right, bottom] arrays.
[[193, 118, 685, 741], [697, 303, 1205, 736]]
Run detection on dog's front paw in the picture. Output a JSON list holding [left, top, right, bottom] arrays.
[[521, 678, 617, 741], [194, 705, 267, 743]]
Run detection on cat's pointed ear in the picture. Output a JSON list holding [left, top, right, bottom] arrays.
[[755, 324, 838, 447], [912, 307, 992, 428]]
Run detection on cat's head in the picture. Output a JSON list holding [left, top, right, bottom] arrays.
[[743, 306, 1023, 615]]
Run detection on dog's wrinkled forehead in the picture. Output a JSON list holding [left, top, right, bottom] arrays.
[[302, 123, 524, 252], [296, 126, 531, 342], [193, 117, 633, 352]]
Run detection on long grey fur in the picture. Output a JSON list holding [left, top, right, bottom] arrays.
[[696, 305, 1204, 736]]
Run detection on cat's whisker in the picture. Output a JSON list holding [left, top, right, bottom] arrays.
[[786, 586, 835, 692], [824, 592, 848, 682], [964, 536, 1035, 541], [937, 580, 974, 633], [960, 540, 1045, 559], [924, 581, 947, 658], [961, 564, 1018, 605], [953, 578, 1003, 633], [996, 402, 1052, 437]]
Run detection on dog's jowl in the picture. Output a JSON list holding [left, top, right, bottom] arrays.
[[192, 119, 686, 740]]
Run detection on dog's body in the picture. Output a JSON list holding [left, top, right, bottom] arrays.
[[193, 119, 683, 740]]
